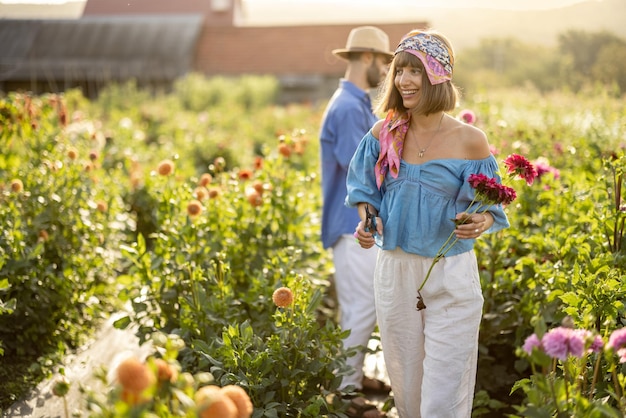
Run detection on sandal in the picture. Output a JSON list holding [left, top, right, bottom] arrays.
[[361, 376, 392, 395], [346, 397, 387, 418]]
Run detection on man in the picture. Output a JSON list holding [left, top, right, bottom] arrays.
[[319, 26, 392, 400]]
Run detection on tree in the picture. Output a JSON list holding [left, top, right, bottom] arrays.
[[592, 41, 626, 94], [558, 30, 626, 92]]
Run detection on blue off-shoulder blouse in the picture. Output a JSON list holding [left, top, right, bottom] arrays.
[[345, 129, 510, 258]]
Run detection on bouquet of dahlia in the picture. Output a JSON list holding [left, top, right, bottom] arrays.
[[416, 153, 537, 310]]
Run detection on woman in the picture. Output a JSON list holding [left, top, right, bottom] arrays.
[[346, 29, 510, 418]]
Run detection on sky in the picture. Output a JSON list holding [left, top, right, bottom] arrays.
[[0, 0, 591, 8], [246, 0, 590, 10]]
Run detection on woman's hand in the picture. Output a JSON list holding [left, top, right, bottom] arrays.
[[354, 216, 383, 249], [454, 211, 493, 240]]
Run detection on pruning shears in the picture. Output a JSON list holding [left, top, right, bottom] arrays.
[[365, 204, 377, 233], [365, 204, 383, 247]]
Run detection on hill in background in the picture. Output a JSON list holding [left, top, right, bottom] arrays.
[[0, 0, 623, 51], [425, 0, 626, 50], [241, 0, 625, 50]]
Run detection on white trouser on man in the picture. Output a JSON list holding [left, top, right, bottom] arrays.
[[375, 248, 483, 418], [333, 234, 378, 390]]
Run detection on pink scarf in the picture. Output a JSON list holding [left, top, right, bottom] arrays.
[[374, 110, 410, 189]]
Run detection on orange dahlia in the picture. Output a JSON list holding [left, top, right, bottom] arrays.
[[221, 385, 253, 418], [10, 179, 23, 193], [238, 169, 253, 180], [278, 143, 291, 158], [38, 230, 49, 242], [194, 186, 208, 201], [96, 201, 108, 213], [199, 173, 213, 187], [195, 385, 238, 418], [272, 287, 294, 308], [252, 180, 264, 195], [187, 200, 203, 217], [245, 188, 262, 207], [154, 358, 177, 383], [67, 147, 78, 160], [157, 159, 175, 176], [208, 187, 221, 199], [116, 356, 154, 394]]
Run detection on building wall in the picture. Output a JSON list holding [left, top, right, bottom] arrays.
[[194, 23, 426, 78], [80, 0, 427, 102], [193, 22, 425, 104], [83, 0, 425, 78]]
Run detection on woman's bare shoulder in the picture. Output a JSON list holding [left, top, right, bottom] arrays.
[[455, 122, 490, 159], [371, 119, 385, 140]]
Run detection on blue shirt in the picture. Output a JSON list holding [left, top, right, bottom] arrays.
[[320, 80, 378, 249], [345, 130, 510, 258]]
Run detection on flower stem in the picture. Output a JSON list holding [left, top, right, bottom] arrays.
[[63, 396, 69, 418], [548, 359, 561, 417], [417, 204, 485, 293], [564, 362, 570, 411]]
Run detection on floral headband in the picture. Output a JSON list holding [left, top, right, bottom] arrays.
[[395, 30, 453, 85]]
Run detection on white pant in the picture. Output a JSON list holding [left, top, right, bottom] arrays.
[[333, 234, 378, 390], [374, 248, 483, 418]]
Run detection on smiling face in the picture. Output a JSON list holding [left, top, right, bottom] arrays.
[[394, 65, 424, 109], [393, 52, 427, 110], [374, 49, 459, 117]]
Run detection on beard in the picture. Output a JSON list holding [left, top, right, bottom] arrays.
[[366, 61, 382, 89]]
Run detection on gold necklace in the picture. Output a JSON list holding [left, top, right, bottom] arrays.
[[414, 113, 445, 158]]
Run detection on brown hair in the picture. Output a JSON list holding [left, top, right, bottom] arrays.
[[374, 31, 460, 116]]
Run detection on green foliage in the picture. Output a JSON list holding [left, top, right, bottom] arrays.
[[80, 331, 348, 417], [81, 332, 217, 417], [114, 136, 348, 415], [463, 88, 626, 414], [0, 92, 130, 409], [3, 77, 626, 417], [457, 30, 626, 95], [0, 93, 127, 356], [558, 30, 626, 80], [0, 77, 325, 413], [173, 73, 279, 112], [511, 324, 626, 417], [86, 75, 313, 178], [196, 280, 349, 417]]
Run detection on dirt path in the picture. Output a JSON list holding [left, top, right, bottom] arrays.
[[3, 317, 395, 418], [2, 312, 152, 418], [363, 341, 397, 418]]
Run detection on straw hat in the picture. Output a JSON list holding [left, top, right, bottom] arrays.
[[332, 26, 393, 60]]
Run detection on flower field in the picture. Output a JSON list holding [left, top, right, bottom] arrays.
[[1, 76, 626, 417]]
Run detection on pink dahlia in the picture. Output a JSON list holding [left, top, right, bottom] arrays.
[[522, 333, 541, 355], [541, 326, 587, 360], [542, 327, 571, 360], [458, 109, 476, 125], [607, 328, 626, 349], [467, 173, 517, 206], [589, 334, 604, 354], [567, 329, 586, 358], [504, 154, 538, 186], [533, 158, 560, 181]]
